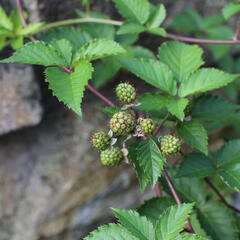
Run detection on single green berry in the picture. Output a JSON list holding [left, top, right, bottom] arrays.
[[115, 82, 136, 104], [100, 147, 123, 166], [139, 118, 155, 134], [160, 135, 181, 155], [91, 131, 111, 150], [110, 111, 136, 135]]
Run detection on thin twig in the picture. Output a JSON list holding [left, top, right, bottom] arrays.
[[153, 113, 170, 136], [166, 33, 240, 44], [205, 178, 240, 214], [35, 16, 240, 45], [154, 182, 161, 197], [163, 169, 195, 233]]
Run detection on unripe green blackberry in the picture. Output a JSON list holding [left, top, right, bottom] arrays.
[[91, 131, 110, 150], [139, 118, 155, 134], [115, 82, 136, 104], [100, 147, 123, 166], [110, 111, 136, 135], [160, 135, 181, 155]]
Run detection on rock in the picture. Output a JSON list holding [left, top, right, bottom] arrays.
[[0, 64, 42, 135], [0, 101, 152, 240]]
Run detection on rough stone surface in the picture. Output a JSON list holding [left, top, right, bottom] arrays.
[[0, 64, 42, 135]]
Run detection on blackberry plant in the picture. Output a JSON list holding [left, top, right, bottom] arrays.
[[1, 0, 240, 239]]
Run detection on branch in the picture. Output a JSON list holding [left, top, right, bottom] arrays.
[[166, 33, 240, 44], [205, 178, 240, 214], [153, 113, 170, 136], [36, 16, 240, 45], [163, 169, 195, 234]]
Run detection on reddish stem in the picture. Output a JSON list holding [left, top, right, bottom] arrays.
[[154, 182, 161, 197], [15, 0, 27, 27], [163, 169, 195, 233], [86, 84, 116, 107], [167, 33, 240, 44]]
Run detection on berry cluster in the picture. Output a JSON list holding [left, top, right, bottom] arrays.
[[91, 82, 182, 167]]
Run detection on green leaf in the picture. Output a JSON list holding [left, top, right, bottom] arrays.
[[177, 152, 216, 178], [191, 94, 240, 121], [40, 27, 92, 53], [0, 41, 70, 66], [74, 38, 126, 63], [92, 57, 121, 89], [216, 139, 240, 167], [177, 120, 208, 155], [158, 41, 204, 82], [134, 93, 170, 111], [117, 21, 146, 35], [179, 68, 239, 97], [170, 8, 203, 33], [147, 28, 166, 37], [197, 201, 238, 240], [0, 6, 13, 30], [45, 60, 93, 115], [131, 46, 155, 59], [137, 197, 174, 224], [50, 39, 73, 67], [155, 203, 195, 240], [222, 2, 240, 20], [147, 4, 166, 29], [121, 58, 177, 95], [20, 22, 45, 35], [112, 0, 150, 24], [10, 36, 23, 49], [129, 142, 150, 191], [112, 208, 155, 240], [219, 163, 240, 191], [76, 11, 115, 40], [100, 106, 121, 116], [137, 137, 166, 186], [10, 9, 22, 31], [166, 98, 189, 121], [84, 223, 138, 240], [174, 233, 207, 240]]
